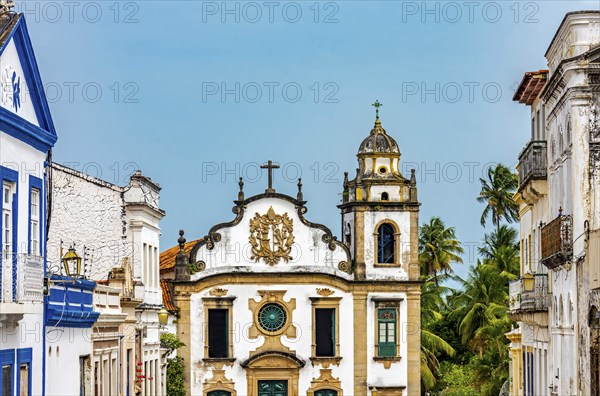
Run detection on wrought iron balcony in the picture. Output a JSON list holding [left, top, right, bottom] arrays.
[[509, 273, 549, 313], [541, 215, 573, 270], [0, 253, 44, 304], [518, 140, 547, 191]]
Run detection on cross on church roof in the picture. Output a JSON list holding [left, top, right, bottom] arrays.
[[372, 100, 383, 118], [261, 160, 280, 193]]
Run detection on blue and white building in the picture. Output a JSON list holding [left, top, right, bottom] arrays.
[[0, 5, 57, 396]]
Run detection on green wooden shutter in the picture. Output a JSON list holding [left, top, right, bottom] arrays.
[[377, 308, 397, 357]]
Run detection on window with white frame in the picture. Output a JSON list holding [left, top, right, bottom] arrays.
[[30, 188, 40, 256], [2, 182, 14, 259]]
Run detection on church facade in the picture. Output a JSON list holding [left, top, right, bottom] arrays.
[[170, 112, 421, 396]]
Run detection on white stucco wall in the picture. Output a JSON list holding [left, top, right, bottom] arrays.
[[362, 211, 410, 280], [0, 113, 48, 396], [47, 165, 126, 281]]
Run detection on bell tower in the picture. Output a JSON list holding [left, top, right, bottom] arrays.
[[338, 101, 420, 281]]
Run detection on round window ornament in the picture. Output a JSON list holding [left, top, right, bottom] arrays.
[[379, 167, 387, 174], [257, 303, 287, 332]]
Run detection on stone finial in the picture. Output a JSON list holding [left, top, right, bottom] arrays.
[[410, 168, 416, 185], [175, 230, 191, 282], [297, 178, 303, 201], [178, 230, 186, 250], [0, 0, 15, 13], [238, 177, 245, 201], [343, 172, 349, 188]]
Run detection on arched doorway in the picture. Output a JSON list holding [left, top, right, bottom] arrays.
[[315, 390, 338, 396], [241, 352, 305, 396]]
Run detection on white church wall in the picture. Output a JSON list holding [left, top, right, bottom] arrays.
[[362, 210, 410, 280], [193, 197, 349, 275], [189, 284, 355, 395]]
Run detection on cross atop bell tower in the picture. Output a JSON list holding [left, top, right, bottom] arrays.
[[371, 99, 383, 119]]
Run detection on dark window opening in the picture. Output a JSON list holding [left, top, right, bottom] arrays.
[[208, 309, 228, 358], [315, 308, 335, 357], [2, 364, 13, 396], [381, 192, 389, 201], [377, 223, 395, 264]]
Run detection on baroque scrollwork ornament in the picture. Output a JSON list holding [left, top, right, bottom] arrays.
[[249, 206, 294, 265]]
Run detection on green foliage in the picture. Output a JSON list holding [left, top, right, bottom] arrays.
[[189, 261, 200, 274], [431, 361, 479, 396], [165, 356, 186, 396], [160, 332, 186, 355], [419, 217, 464, 283], [161, 333, 186, 396], [419, 178, 520, 395], [476, 164, 519, 228]]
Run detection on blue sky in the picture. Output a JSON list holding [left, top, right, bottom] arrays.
[[21, 0, 598, 280]]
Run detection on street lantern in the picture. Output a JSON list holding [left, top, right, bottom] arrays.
[[62, 246, 82, 278], [158, 307, 169, 327], [522, 273, 535, 292]]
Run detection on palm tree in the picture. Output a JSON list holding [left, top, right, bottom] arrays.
[[451, 262, 510, 351], [477, 164, 519, 229], [483, 245, 520, 281], [479, 225, 519, 259], [421, 278, 455, 391], [421, 329, 455, 390], [419, 217, 464, 284], [479, 225, 520, 280]]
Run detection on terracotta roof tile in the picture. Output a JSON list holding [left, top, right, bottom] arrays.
[[513, 70, 548, 105], [161, 279, 177, 312], [159, 239, 202, 273]]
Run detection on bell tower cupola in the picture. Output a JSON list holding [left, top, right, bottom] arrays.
[[338, 101, 420, 281]]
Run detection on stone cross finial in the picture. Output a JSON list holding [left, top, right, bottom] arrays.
[[371, 100, 383, 118], [260, 160, 280, 193]]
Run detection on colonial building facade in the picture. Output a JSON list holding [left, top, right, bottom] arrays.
[[169, 112, 421, 396], [508, 10, 600, 396], [46, 163, 166, 396], [0, 6, 57, 396]]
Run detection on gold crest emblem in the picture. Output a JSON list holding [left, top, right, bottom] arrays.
[[249, 206, 294, 265]]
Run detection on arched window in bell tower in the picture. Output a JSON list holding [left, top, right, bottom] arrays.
[[377, 223, 395, 264], [381, 192, 389, 201]]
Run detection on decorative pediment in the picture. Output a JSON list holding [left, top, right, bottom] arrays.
[[240, 351, 305, 369], [189, 193, 352, 277], [0, 15, 57, 151]]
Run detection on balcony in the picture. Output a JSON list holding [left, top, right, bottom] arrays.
[[509, 274, 549, 322], [541, 215, 573, 270], [518, 140, 547, 193], [1, 253, 44, 304], [0, 254, 44, 325]]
